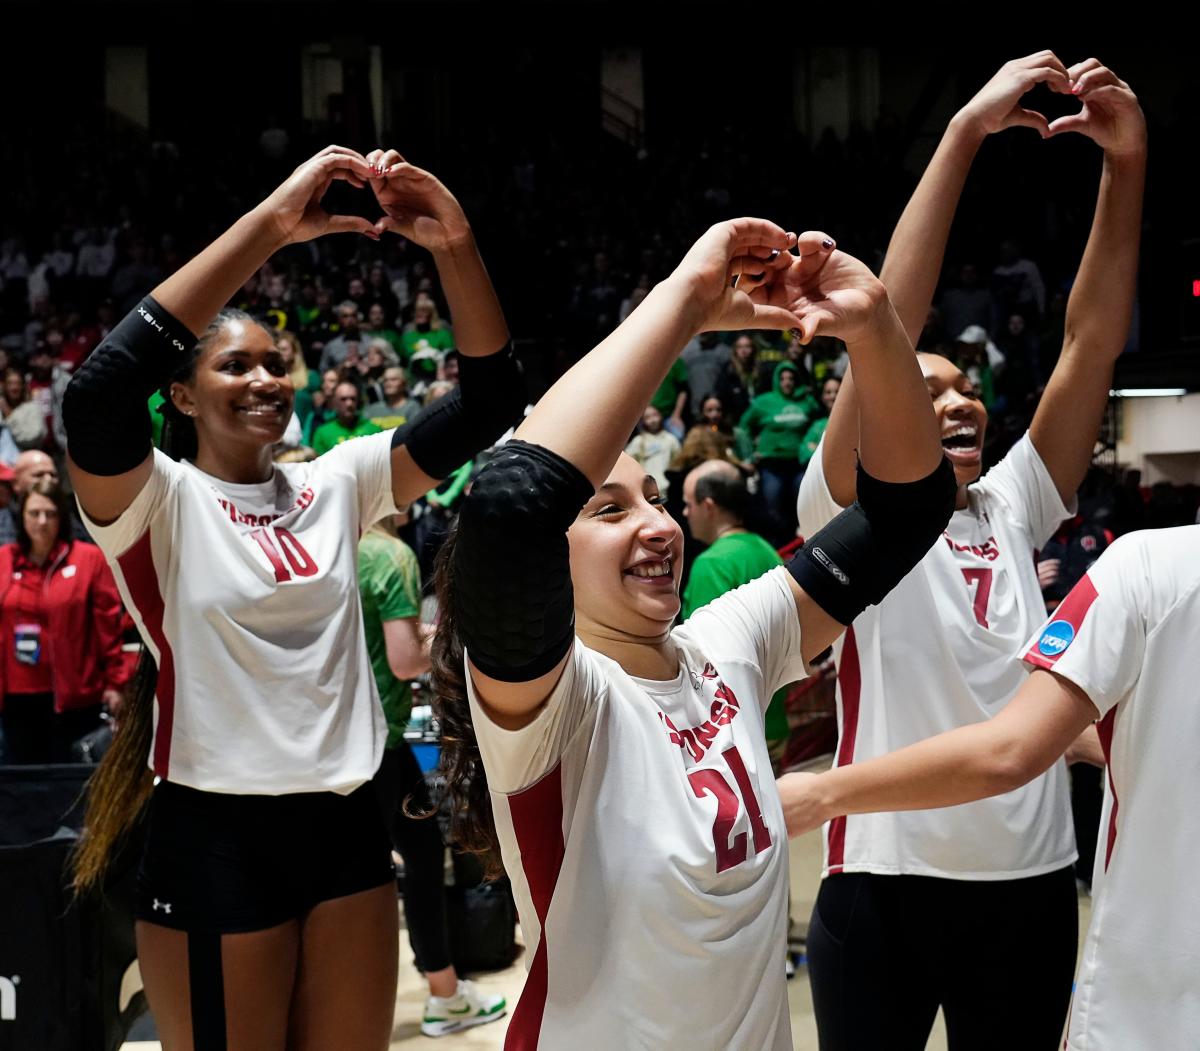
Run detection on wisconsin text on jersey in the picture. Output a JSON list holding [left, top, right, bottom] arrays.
[[943, 532, 1000, 561], [658, 663, 744, 763], [214, 485, 316, 527]]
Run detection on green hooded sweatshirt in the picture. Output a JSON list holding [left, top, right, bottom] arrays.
[[737, 361, 820, 461]]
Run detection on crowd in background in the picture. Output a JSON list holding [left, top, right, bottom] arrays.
[[0, 115, 1195, 766]]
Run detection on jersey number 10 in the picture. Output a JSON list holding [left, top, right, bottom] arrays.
[[688, 745, 773, 873], [250, 527, 319, 583]]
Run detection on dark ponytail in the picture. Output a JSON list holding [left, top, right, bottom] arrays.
[[72, 309, 268, 894], [426, 521, 504, 879]]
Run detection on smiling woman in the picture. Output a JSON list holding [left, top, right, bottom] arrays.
[[60, 145, 527, 1051], [428, 221, 953, 1048], [791, 52, 1146, 1050]]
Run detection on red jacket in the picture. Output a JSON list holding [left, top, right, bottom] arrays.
[[0, 540, 132, 712]]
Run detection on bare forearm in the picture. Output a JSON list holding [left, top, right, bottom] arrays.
[[1032, 148, 1146, 498], [1060, 150, 1145, 366], [845, 301, 944, 482], [812, 722, 1022, 821], [515, 275, 702, 485], [880, 114, 985, 347], [431, 234, 509, 356], [152, 207, 285, 334]]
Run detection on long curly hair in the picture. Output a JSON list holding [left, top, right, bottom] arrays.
[[71, 309, 269, 894], [427, 520, 505, 879]]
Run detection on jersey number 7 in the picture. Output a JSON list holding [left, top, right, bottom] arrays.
[[688, 745, 772, 873], [961, 568, 993, 628]]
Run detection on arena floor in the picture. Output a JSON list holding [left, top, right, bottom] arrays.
[[120, 824, 1092, 1050]]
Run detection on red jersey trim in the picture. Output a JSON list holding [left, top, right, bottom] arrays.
[[1096, 707, 1120, 873], [827, 627, 862, 873], [117, 531, 177, 778], [505, 764, 566, 1050]]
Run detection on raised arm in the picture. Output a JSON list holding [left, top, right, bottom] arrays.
[[779, 668, 1098, 838], [821, 52, 1071, 506], [65, 146, 378, 523], [1028, 60, 1146, 505], [454, 221, 803, 724], [366, 151, 525, 508]]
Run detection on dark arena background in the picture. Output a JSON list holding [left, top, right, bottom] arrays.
[[0, 6, 1195, 1049]]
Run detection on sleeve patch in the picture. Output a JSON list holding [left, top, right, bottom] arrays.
[[1025, 574, 1099, 668]]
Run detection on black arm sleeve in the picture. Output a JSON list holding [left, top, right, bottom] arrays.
[[788, 455, 957, 625], [391, 344, 526, 480], [62, 296, 195, 475], [451, 439, 595, 682]]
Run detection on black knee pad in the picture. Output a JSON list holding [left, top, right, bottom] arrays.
[[789, 456, 956, 625], [392, 346, 526, 480], [452, 440, 595, 682]]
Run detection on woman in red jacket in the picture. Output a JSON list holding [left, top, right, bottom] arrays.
[[0, 477, 129, 762]]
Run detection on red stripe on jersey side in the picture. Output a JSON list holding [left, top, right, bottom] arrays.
[[1023, 575, 1099, 669], [117, 531, 176, 778], [1096, 707, 1121, 872], [504, 764, 565, 1051], [827, 627, 862, 873]]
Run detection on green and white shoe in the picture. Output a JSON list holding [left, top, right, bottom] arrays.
[[421, 979, 507, 1037]]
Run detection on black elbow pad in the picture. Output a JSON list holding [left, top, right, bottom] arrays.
[[789, 456, 956, 625], [452, 440, 595, 682], [64, 296, 194, 475], [393, 345, 526, 480]]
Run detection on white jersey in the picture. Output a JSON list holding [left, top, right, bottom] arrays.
[[81, 430, 397, 795], [797, 434, 1076, 878], [1022, 527, 1200, 1049], [469, 568, 806, 1050]]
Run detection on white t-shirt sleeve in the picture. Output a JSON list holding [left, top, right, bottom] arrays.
[[796, 439, 846, 539], [320, 429, 399, 528], [1020, 534, 1148, 718], [466, 642, 605, 794], [687, 566, 808, 706], [76, 449, 182, 558], [974, 432, 1073, 548]]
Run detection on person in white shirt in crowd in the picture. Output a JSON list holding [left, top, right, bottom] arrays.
[[779, 524, 1196, 1051], [65, 145, 526, 1051], [429, 220, 956, 1049], [624, 403, 682, 496], [789, 53, 1145, 1051]]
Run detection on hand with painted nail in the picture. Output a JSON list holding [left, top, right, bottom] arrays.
[[364, 148, 473, 251], [257, 145, 379, 246], [1047, 60, 1145, 157], [746, 232, 889, 345], [671, 218, 802, 333], [957, 51, 1073, 139]]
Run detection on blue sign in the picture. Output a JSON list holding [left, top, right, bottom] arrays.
[[1037, 620, 1076, 657]]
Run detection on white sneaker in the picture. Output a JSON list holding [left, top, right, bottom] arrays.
[[421, 979, 507, 1037]]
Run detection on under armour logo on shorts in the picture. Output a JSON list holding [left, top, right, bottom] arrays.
[[152, 899, 172, 915]]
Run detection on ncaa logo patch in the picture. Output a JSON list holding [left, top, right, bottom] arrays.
[[1037, 620, 1075, 657]]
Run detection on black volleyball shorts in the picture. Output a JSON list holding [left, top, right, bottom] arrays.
[[135, 779, 395, 933]]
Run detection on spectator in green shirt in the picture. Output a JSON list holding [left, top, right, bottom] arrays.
[[401, 299, 455, 361], [680, 459, 783, 619], [365, 367, 423, 430], [798, 375, 842, 467], [650, 357, 689, 440], [311, 382, 381, 456], [362, 302, 406, 362], [360, 517, 507, 1034]]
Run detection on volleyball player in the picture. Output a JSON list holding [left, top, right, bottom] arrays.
[[429, 222, 957, 1047], [65, 146, 525, 1050], [792, 54, 1145, 1049], [779, 523, 1197, 1050]]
